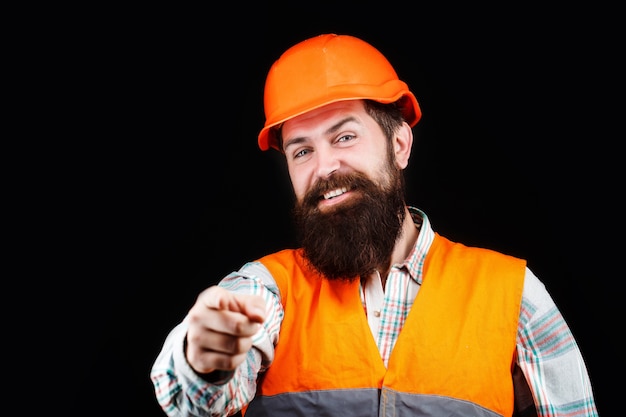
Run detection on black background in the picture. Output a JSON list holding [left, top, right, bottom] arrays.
[[24, 3, 619, 416]]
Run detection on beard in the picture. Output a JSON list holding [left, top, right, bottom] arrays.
[[292, 165, 406, 281]]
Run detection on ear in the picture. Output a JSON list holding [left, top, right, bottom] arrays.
[[393, 121, 413, 169]]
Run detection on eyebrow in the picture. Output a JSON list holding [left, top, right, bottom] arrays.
[[283, 116, 359, 151]]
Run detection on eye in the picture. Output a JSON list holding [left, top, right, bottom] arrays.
[[293, 148, 311, 159], [336, 134, 355, 143]]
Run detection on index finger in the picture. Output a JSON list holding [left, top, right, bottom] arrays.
[[200, 286, 266, 324]]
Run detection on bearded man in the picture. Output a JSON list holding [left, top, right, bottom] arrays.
[[151, 34, 598, 417]]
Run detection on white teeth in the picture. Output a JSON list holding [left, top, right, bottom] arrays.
[[323, 187, 348, 200]]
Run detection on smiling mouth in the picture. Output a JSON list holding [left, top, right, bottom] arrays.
[[323, 187, 349, 200]]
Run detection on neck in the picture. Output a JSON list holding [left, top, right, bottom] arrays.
[[377, 206, 419, 289]]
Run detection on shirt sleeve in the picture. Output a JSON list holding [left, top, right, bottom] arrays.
[[516, 267, 598, 417], [150, 261, 283, 417]]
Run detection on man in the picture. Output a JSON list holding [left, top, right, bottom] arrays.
[[151, 33, 598, 417]]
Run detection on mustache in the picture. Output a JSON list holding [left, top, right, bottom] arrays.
[[302, 172, 374, 207]]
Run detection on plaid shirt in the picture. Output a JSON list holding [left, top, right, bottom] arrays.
[[151, 207, 598, 417]]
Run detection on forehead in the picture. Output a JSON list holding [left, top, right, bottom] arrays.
[[282, 100, 367, 132]]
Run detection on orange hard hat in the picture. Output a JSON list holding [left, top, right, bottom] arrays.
[[258, 33, 422, 151]]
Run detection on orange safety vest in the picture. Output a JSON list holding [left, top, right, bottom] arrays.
[[243, 233, 526, 417]]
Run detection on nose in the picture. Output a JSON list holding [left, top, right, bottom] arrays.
[[314, 145, 340, 179]]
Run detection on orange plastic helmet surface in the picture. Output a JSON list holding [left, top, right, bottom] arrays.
[[257, 33, 422, 151]]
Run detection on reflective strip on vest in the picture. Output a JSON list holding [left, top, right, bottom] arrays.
[[245, 387, 504, 417]]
